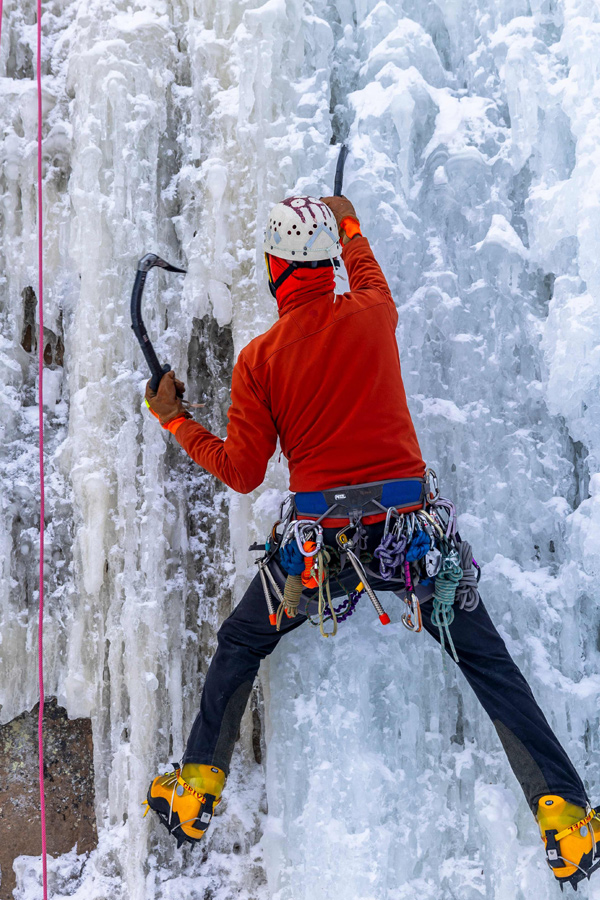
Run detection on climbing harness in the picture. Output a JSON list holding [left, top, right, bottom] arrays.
[[251, 477, 427, 636], [130, 253, 187, 391], [250, 469, 482, 662]]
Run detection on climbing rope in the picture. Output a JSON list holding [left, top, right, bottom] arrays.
[[326, 585, 362, 623], [431, 547, 462, 665], [405, 529, 430, 562], [0, 4, 47, 889], [373, 532, 406, 580], [275, 573, 303, 630], [455, 540, 480, 612], [36, 0, 49, 893]]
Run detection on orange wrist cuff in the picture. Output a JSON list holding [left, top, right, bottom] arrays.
[[340, 216, 362, 239], [164, 416, 188, 435]]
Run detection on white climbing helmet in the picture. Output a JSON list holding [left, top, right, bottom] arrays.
[[263, 196, 342, 262]]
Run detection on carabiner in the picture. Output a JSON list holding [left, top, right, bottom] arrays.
[[295, 521, 323, 557], [383, 505, 401, 539], [404, 512, 417, 543], [416, 509, 444, 539], [424, 468, 440, 504], [401, 592, 422, 632], [336, 521, 356, 550]]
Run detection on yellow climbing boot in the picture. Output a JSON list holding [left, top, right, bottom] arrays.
[[537, 795, 600, 890], [143, 763, 226, 847]]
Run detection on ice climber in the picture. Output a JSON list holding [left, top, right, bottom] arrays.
[[143, 195, 599, 890]]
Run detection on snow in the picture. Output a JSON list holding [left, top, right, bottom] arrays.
[[1, 0, 600, 898], [474, 213, 529, 257]]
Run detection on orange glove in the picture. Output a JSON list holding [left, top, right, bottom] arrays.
[[145, 371, 192, 431], [320, 196, 361, 244]]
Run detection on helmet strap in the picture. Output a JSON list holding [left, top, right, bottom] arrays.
[[269, 262, 297, 298]]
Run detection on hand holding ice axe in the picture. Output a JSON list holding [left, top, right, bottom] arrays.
[[130, 253, 202, 426]]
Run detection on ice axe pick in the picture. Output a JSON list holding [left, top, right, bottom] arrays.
[[130, 253, 187, 392]]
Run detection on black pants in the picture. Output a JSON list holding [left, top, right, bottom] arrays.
[[183, 525, 588, 811]]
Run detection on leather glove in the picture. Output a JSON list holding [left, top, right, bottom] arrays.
[[320, 195, 357, 226], [145, 371, 192, 427], [320, 196, 361, 244]]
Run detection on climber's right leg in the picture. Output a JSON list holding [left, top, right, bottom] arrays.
[[145, 561, 306, 846], [183, 563, 307, 774]]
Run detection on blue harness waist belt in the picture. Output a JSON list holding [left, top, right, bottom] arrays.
[[293, 477, 425, 521]]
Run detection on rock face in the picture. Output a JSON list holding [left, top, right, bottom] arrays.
[[0, 699, 97, 899]]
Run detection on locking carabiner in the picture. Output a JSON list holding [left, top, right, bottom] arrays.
[[295, 521, 324, 556], [401, 592, 422, 632], [424, 468, 440, 504]]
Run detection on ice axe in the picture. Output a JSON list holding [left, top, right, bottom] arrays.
[[130, 253, 186, 392], [333, 144, 349, 196]]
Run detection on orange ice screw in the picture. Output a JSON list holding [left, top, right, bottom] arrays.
[[302, 541, 319, 588]]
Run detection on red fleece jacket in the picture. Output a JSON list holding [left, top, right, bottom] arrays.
[[175, 237, 425, 493]]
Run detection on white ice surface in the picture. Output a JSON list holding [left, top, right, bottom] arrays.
[[1, 0, 600, 898]]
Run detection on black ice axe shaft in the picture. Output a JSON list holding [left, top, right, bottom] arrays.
[[333, 144, 349, 196], [130, 253, 187, 392]]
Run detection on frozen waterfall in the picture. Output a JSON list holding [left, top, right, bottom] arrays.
[[1, 0, 600, 897]]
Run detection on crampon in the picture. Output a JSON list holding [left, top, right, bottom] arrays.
[[143, 763, 225, 849], [538, 795, 600, 891]]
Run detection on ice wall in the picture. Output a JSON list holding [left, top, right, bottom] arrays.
[[1, 0, 600, 898]]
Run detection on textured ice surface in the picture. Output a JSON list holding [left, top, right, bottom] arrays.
[[1, 0, 600, 897]]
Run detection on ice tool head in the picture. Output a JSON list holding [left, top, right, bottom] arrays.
[[263, 196, 342, 262]]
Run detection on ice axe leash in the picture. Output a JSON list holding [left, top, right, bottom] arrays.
[[333, 144, 349, 196], [130, 253, 187, 392]]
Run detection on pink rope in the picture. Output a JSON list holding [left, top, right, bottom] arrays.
[[36, 0, 49, 895]]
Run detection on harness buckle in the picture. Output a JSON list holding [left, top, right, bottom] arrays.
[[545, 831, 567, 869]]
